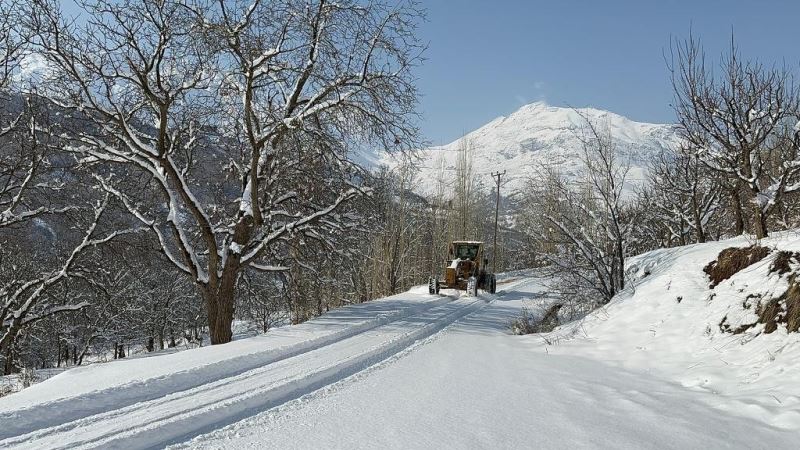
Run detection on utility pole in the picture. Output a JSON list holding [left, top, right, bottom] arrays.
[[490, 170, 506, 274]]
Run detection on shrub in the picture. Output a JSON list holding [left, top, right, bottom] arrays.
[[769, 251, 800, 275], [719, 263, 800, 335], [704, 246, 770, 287], [757, 275, 800, 334], [509, 304, 563, 335]]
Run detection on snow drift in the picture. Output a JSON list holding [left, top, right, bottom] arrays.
[[545, 231, 800, 430]]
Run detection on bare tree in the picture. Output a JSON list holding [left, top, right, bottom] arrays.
[[449, 136, 491, 243], [1, 0, 40, 227], [26, 0, 423, 344], [368, 160, 417, 295], [646, 146, 721, 244], [1, 195, 144, 374], [454, 137, 475, 239], [427, 154, 453, 273], [0, 0, 26, 90], [2, 1, 138, 374], [670, 34, 800, 238], [522, 115, 631, 306], [237, 270, 287, 334]]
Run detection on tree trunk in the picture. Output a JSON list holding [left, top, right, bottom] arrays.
[[691, 196, 706, 243], [729, 187, 745, 235], [205, 281, 236, 345], [616, 239, 625, 293], [3, 345, 14, 375], [207, 302, 233, 344], [754, 206, 769, 239], [78, 335, 94, 366], [56, 338, 62, 368], [157, 330, 165, 350]]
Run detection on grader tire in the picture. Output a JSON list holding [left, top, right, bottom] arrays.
[[428, 277, 440, 295]]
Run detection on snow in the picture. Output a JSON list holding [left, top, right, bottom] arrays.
[[0, 289, 463, 448], [542, 230, 800, 431], [2, 233, 800, 448], [381, 101, 680, 197], [173, 275, 796, 450], [238, 185, 253, 216], [13, 53, 56, 84]]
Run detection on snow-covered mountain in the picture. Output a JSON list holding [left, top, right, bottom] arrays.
[[398, 101, 681, 195]]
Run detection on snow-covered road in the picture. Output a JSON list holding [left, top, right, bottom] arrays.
[[2, 276, 796, 449], [0, 283, 508, 449], [171, 278, 795, 449]]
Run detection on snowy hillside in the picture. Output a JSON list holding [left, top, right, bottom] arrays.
[[394, 101, 680, 194], [545, 231, 800, 431]]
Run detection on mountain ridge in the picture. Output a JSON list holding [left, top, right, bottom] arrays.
[[388, 101, 681, 195]]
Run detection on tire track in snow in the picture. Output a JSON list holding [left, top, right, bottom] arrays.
[[0, 292, 456, 441], [1, 295, 492, 450], [169, 277, 541, 449]]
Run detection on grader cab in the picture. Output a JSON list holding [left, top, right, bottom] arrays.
[[429, 241, 497, 296]]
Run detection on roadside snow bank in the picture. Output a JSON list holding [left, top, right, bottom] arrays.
[[542, 231, 800, 430]]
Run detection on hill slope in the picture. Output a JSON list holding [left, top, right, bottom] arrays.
[[546, 231, 800, 430]]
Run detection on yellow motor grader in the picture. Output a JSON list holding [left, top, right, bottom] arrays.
[[429, 241, 496, 296]]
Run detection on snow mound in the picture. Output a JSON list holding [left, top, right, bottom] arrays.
[[548, 231, 800, 430]]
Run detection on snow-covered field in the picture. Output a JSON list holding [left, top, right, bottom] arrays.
[[2, 232, 800, 449]]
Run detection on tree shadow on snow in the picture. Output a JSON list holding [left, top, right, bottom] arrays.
[[454, 290, 549, 335]]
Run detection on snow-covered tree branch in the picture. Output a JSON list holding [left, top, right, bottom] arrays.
[[25, 0, 423, 344], [670, 33, 800, 238], [521, 114, 631, 307], [1, 194, 144, 374]]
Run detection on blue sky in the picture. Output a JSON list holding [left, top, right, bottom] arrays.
[[60, 1, 800, 145], [417, 0, 800, 145]]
